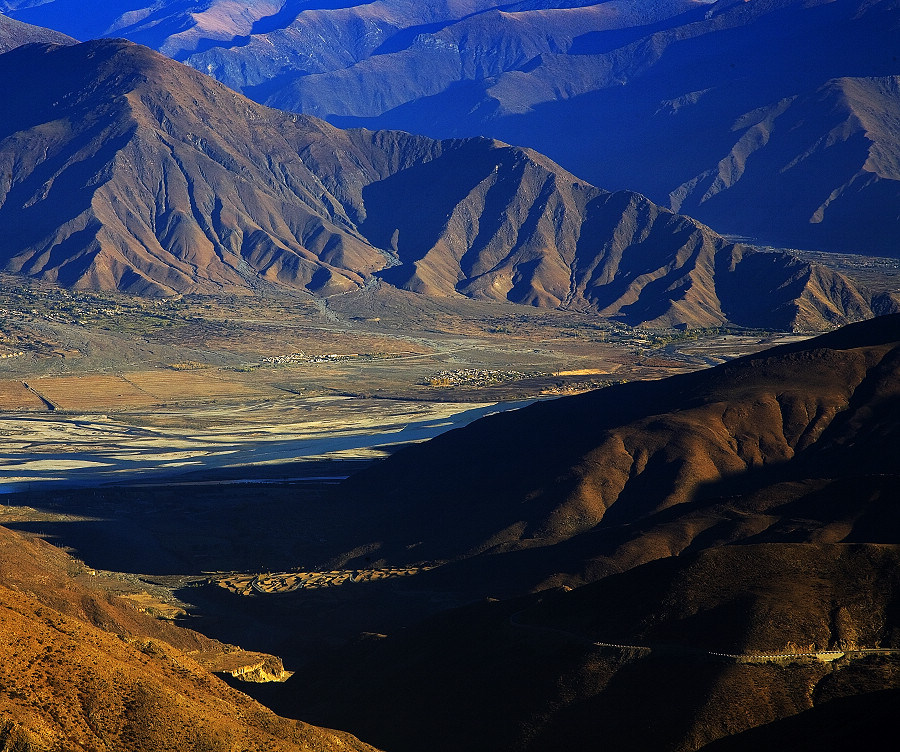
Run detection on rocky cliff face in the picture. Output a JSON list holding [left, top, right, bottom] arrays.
[[208, 652, 294, 684]]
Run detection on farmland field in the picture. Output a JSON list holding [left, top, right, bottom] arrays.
[[27, 374, 159, 410], [0, 379, 47, 411], [124, 370, 274, 402]]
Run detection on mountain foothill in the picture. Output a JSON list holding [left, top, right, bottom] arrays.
[[0, 524, 379, 752], [0, 37, 895, 330]]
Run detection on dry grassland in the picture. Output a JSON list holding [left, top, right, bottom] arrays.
[[0, 380, 47, 411], [28, 375, 159, 410], [117, 592, 185, 620], [124, 371, 271, 401]]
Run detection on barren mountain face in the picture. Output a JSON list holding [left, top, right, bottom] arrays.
[[0, 525, 379, 752], [8, 0, 893, 255], [0, 39, 894, 328]]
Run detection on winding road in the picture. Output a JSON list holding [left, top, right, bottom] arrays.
[[509, 609, 900, 664]]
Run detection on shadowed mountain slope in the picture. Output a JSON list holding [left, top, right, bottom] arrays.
[[272, 314, 900, 752], [269, 0, 900, 257], [0, 38, 894, 329], [0, 12, 75, 52], [696, 687, 900, 752], [332, 314, 900, 576], [0, 525, 379, 752], [288, 544, 900, 752]]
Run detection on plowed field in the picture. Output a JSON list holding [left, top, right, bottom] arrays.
[[0, 380, 50, 411]]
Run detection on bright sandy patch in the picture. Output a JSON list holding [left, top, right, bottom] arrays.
[[0, 459, 112, 471], [0, 396, 530, 489]]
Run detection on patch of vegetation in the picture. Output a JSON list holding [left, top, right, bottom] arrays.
[[422, 369, 536, 387]]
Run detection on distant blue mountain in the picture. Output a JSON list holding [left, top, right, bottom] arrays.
[[3, 1, 900, 256], [0, 8, 75, 51]]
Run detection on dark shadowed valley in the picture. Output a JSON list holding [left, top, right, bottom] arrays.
[[2, 308, 899, 751]]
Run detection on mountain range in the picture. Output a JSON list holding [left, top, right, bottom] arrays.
[[0, 5, 897, 750], [0, 38, 895, 329], [4, 0, 898, 256]]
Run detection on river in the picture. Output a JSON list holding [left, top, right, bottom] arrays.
[[0, 396, 535, 491]]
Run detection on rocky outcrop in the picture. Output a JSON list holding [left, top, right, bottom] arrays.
[[199, 650, 294, 683]]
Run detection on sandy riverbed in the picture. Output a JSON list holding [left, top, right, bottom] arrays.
[[0, 396, 533, 490]]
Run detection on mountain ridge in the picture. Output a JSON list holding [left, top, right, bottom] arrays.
[[8, 0, 888, 256], [6, 2, 900, 254], [0, 38, 895, 330], [0, 11, 75, 51]]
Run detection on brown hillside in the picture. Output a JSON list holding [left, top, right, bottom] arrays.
[[0, 525, 378, 752]]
